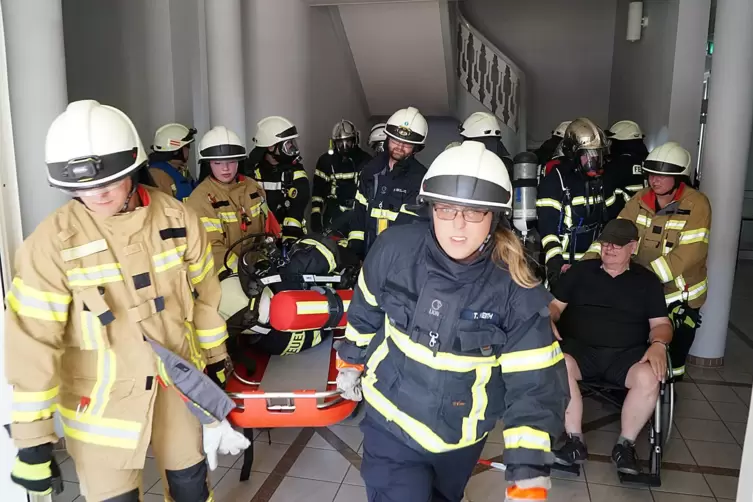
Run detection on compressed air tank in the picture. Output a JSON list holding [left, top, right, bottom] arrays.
[[512, 152, 539, 234]]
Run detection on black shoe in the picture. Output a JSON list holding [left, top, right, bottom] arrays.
[[554, 434, 588, 465], [612, 440, 640, 475]]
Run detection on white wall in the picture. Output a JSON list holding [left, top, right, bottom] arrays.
[[461, 0, 618, 144]]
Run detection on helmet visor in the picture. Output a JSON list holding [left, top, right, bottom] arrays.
[[578, 149, 605, 176], [63, 177, 129, 197], [280, 139, 300, 158], [335, 138, 355, 153]]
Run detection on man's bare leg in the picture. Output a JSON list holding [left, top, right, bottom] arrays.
[[621, 362, 660, 441], [564, 354, 584, 434]]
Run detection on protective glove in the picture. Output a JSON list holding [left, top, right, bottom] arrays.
[[505, 476, 550, 501], [335, 356, 364, 402], [206, 359, 232, 389], [203, 419, 251, 471], [10, 442, 61, 495]]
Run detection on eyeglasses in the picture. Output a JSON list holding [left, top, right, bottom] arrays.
[[433, 205, 488, 223], [602, 242, 625, 250]]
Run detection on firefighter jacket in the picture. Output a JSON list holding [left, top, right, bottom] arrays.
[[5, 186, 229, 465], [312, 147, 373, 232], [537, 160, 627, 277], [584, 184, 711, 309], [148, 161, 196, 202], [345, 152, 427, 258], [252, 158, 310, 242], [186, 175, 269, 278], [337, 222, 568, 479], [606, 140, 649, 198]]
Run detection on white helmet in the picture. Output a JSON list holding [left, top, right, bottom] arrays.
[[642, 141, 691, 177], [607, 120, 644, 141], [459, 112, 501, 139], [385, 106, 428, 145], [46, 100, 147, 192], [152, 123, 197, 152], [369, 123, 386, 143], [419, 141, 512, 215], [553, 121, 572, 138], [253, 116, 299, 148], [198, 126, 246, 161]]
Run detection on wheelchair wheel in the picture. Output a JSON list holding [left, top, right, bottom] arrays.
[[659, 381, 674, 446]]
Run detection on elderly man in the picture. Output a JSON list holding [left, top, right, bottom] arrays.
[[549, 219, 673, 476]]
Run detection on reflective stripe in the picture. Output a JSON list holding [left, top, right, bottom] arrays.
[[293, 170, 308, 181], [461, 366, 492, 443], [218, 212, 238, 223], [80, 311, 116, 417], [536, 198, 562, 211], [665, 278, 707, 304], [674, 275, 687, 291], [625, 184, 644, 193], [283, 217, 303, 228], [66, 263, 123, 287], [225, 252, 239, 274], [586, 241, 602, 254], [357, 271, 378, 307], [370, 207, 399, 221], [356, 191, 368, 206], [296, 301, 329, 315], [345, 323, 374, 347], [61, 239, 108, 262], [311, 207, 321, 214], [334, 172, 357, 180], [153, 245, 187, 273], [604, 194, 616, 207], [665, 220, 687, 230], [498, 342, 563, 373], [571, 195, 603, 206], [563, 206, 573, 228], [503, 426, 551, 452], [314, 170, 329, 181], [672, 366, 685, 377], [561, 252, 585, 261], [195, 325, 229, 349], [184, 322, 206, 371], [12, 458, 51, 481], [541, 235, 560, 248], [650, 256, 673, 283], [311, 196, 325, 204], [399, 204, 418, 217], [348, 230, 364, 241], [300, 239, 337, 272], [189, 244, 214, 285], [545, 247, 563, 263], [201, 217, 223, 233], [7, 278, 71, 322], [679, 228, 709, 245], [58, 406, 141, 449], [12, 387, 58, 423], [261, 181, 282, 191], [636, 215, 652, 227]]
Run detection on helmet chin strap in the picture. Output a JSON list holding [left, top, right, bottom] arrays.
[[119, 180, 139, 213], [478, 213, 505, 253]]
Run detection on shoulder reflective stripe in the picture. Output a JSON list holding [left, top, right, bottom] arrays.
[[189, 244, 215, 285], [61, 239, 109, 262], [503, 426, 551, 452], [665, 278, 707, 304], [674, 275, 687, 291], [261, 182, 282, 191], [283, 217, 303, 228], [541, 235, 560, 248], [545, 247, 563, 263], [348, 230, 365, 241], [535, 198, 562, 211], [200, 217, 223, 233], [399, 204, 418, 217], [153, 245, 187, 273], [218, 212, 238, 223], [636, 215, 652, 227], [58, 406, 141, 449], [679, 228, 709, 245], [66, 263, 123, 288], [461, 366, 492, 443], [314, 169, 329, 181], [665, 220, 687, 230], [300, 239, 337, 272], [650, 256, 673, 283], [311, 196, 325, 204], [586, 242, 602, 254], [184, 322, 206, 371], [195, 325, 229, 349], [12, 387, 59, 423], [356, 191, 368, 206], [370, 207, 399, 221], [626, 184, 644, 193], [12, 458, 52, 481], [498, 341, 563, 373], [357, 271, 378, 307], [345, 323, 374, 347], [293, 170, 308, 181], [7, 278, 71, 322]]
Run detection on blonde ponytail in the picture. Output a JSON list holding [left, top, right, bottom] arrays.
[[492, 228, 539, 288]]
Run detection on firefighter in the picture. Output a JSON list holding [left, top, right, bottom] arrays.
[[250, 116, 310, 242], [536, 117, 624, 288], [311, 120, 372, 233], [584, 142, 710, 379], [336, 141, 567, 502], [458, 111, 513, 176], [186, 126, 277, 284], [6, 100, 249, 501], [535, 120, 571, 167], [345, 106, 429, 258], [148, 122, 197, 201], [605, 120, 649, 197], [368, 122, 387, 154]]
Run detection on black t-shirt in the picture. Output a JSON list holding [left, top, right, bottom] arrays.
[[553, 259, 668, 348]]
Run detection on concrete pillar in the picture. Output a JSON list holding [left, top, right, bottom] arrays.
[[2, 0, 68, 237], [690, 0, 753, 364], [205, 0, 246, 144]]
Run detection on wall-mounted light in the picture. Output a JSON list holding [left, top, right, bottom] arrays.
[[627, 1, 649, 42]]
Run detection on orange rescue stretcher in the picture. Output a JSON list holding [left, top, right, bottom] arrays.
[[225, 288, 358, 480]]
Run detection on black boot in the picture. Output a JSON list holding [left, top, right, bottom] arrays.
[[612, 439, 640, 475], [554, 434, 588, 466]]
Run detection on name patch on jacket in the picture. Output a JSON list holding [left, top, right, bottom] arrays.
[[459, 308, 500, 324]]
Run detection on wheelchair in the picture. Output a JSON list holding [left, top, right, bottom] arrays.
[[552, 351, 675, 487]]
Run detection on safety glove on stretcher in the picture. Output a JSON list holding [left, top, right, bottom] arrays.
[[335, 355, 364, 402]]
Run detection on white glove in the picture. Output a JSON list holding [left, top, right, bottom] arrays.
[[203, 419, 251, 471], [336, 367, 363, 402]]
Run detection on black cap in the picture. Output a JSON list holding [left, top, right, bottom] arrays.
[[598, 219, 638, 246]]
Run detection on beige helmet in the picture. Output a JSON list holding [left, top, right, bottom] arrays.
[[562, 118, 608, 177], [607, 120, 644, 141], [642, 142, 691, 177]]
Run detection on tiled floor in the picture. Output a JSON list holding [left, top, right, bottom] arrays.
[[52, 262, 753, 501]]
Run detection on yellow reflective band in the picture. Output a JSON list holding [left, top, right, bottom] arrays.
[[338, 239, 349, 247], [296, 301, 329, 315], [348, 230, 365, 241], [311, 196, 325, 204], [461, 366, 492, 443], [201, 217, 223, 233], [334, 172, 357, 180], [66, 263, 124, 287], [650, 256, 673, 283], [399, 204, 418, 217], [196, 325, 229, 349], [674, 275, 687, 291], [376, 219, 389, 234], [563, 206, 573, 228], [311, 207, 321, 214], [679, 228, 710, 245], [503, 426, 551, 452], [345, 323, 375, 347], [282, 332, 307, 355], [226, 252, 239, 274], [293, 170, 308, 181], [536, 198, 562, 211], [58, 406, 142, 449], [314, 170, 329, 181], [672, 366, 685, 377], [184, 322, 206, 371], [499, 341, 563, 374], [12, 458, 51, 481], [189, 244, 215, 285], [561, 252, 585, 261], [541, 235, 560, 248], [357, 271, 378, 307], [61, 239, 109, 262], [665, 220, 687, 230], [153, 245, 187, 273], [545, 247, 563, 263], [586, 241, 602, 254], [665, 278, 707, 305], [12, 387, 58, 423], [604, 194, 616, 207], [571, 195, 603, 206], [283, 217, 303, 228], [7, 278, 71, 323], [625, 184, 644, 193], [79, 311, 116, 416], [157, 357, 173, 385], [356, 191, 368, 206], [312, 330, 323, 347], [636, 214, 652, 227], [300, 239, 337, 272], [371, 207, 399, 221], [254, 168, 261, 179], [218, 212, 238, 223]]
